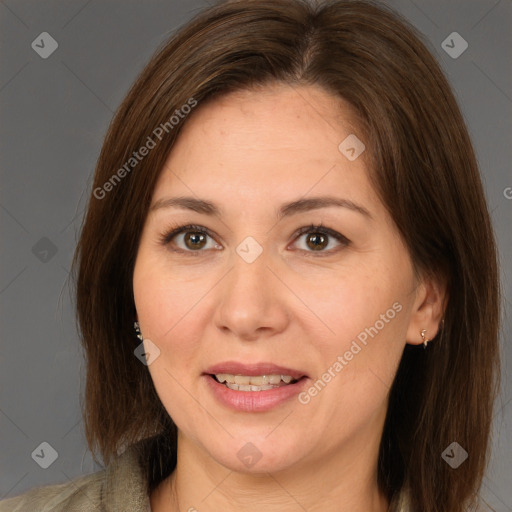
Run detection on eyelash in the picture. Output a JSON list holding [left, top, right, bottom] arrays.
[[158, 222, 351, 256]]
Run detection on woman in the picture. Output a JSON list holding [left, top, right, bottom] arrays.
[[0, 0, 500, 511]]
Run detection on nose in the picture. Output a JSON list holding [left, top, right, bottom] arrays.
[[214, 246, 290, 342]]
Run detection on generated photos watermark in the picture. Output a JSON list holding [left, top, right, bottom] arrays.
[[298, 301, 403, 404], [93, 97, 198, 200]]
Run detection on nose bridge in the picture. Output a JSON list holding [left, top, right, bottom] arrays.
[[214, 238, 289, 339], [227, 238, 273, 307]]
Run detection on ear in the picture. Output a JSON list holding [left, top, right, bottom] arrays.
[[406, 271, 448, 346]]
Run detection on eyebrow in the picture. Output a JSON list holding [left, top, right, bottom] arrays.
[[150, 195, 373, 220]]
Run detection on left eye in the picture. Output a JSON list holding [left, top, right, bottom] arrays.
[[291, 224, 350, 254], [159, 223, 350, 254]]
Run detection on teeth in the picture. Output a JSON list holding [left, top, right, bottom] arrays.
[[234, 375, 252, 385], [214, 373, 298, 388], [225, 382, 276, 391]]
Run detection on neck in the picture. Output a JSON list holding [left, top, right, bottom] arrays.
[[151, 421, 390, 512]]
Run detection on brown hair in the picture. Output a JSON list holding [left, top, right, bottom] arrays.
[[71, 0, 501, 510]]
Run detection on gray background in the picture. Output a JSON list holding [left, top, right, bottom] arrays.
[[0, 0, 511, 509]]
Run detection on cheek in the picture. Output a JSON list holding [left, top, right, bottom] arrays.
[[302, 287, 406, 442], [303, 265, 409, 411], [305, 265, 406, 346], [133, 259, 190, 392], [133, 263, 208, 432], [135, 280, 203, 361], [134, 244, 198, 338]]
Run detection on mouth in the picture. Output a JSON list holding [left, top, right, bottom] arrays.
[[203, 362, 309, 412], [209, 373, 304, 391]]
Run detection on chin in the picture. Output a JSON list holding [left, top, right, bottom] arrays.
[[200, 432, 307, 474]]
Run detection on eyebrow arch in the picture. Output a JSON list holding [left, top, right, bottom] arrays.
[[150, 195, 373, 220], [278, 196, 372, 220]]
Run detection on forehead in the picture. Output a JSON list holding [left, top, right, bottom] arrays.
[[151, 84, 377, 214], [173, 83, 362, 157]]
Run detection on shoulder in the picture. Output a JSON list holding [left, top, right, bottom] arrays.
[[0, 470, 105, 512], [388, 486, 413, 512], [388, 486, 490, 512], [0, 444, 150, 512]]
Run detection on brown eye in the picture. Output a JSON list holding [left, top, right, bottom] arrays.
[[292, 225, 350, 254], [183, 231, 208, 250], [160, 224, 221, 253], [160, 223, 350, 256], [305, 233, 329, 251]]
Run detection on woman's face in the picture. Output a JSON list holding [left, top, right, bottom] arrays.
[[133, 83, 423, 474]]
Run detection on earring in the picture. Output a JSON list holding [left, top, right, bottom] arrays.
[[420, 329, 430, 348], [134, 321, 143, 341]]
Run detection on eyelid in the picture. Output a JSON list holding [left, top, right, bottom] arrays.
[[293, 224, 350, 246], [159, 223, 216, 246], [158, 222, 351, 254]]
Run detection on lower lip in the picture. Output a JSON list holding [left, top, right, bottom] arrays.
[[204, 375, 309, 412]]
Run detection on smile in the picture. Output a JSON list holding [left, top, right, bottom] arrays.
[[203, 361, 309, 411], [213, 373, 298, 391], [204, 374, 309, 412]]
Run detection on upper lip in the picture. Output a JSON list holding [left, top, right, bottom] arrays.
[[204, 361, 308, 380]]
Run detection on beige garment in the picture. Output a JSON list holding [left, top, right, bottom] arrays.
[[0, 444, 151, 512], [0, 443, 410, 511]]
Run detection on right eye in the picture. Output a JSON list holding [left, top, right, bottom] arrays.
[[159, 223, 222, 254]]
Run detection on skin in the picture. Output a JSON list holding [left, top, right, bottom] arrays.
[[132, 83, 446, 512]]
